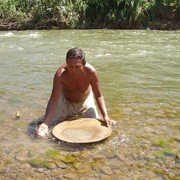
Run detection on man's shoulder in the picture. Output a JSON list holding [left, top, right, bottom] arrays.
[[56, 64, 66, 76], [54, 64, 66, 81], [85, 63, 96, 73]]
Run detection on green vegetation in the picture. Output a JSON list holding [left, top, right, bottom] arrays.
[[45, 148, 76, 163], [45, 148, 61, 159], [28, 158, 52, 169], [154, 147, 175, 159], [153, 138, 178, 159], [60, 154, 76, 164], [0, 0, 179, 30], [153, 139, 169, 147], [3, 159, 13, 166]]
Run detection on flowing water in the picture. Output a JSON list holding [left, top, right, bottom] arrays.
[[0, 30, 179, 179]]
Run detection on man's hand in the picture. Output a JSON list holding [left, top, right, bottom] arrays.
[[36, 123, 49, 137], [103, 115, 112, 127]]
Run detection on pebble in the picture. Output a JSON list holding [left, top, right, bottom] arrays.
[[51, 170, 64, 178], [15, 150, 30, 162], [151, 162, 161, 167], [49, 162, 57, 169], [5, 167, 11, 173], [14, 111, 21, 119], [54, 161, 67, 169], [0, 165, 6, 173], [108, 162, 120, 170], [145, 155, 156, 162], [99, 174, 111, 179], [165, 157, 175, 167], [101, 166, 113, 175], [9, 172, 18, 179], [16, 172, 27, 180], [36, 168, 44, 173], [157, 159, 165, 166], [168, 172, 175, 179], [20, 163, 31, 170], [63, 173, 78, 179], [117, 154, 125, 162], [144, 127, 154, 134]]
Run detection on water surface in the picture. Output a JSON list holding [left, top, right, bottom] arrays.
[[0, 30, 179, 179]]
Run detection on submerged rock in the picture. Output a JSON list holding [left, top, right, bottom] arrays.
[[35, 168, 44, 173], [54, 160, 67, 169], [101, 166, 113, 175], [0, 164, 6, 173], [14, 111, 21, 119], [19, 163, 31, 170], [15, 149, 30, 162], [63, 173, 78, 179]]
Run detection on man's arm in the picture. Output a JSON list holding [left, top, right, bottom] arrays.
[[37, 67, 65, 137], [90, 70, 112, 126], [43, 69, 64, 126], [42, 78, 61, 127]]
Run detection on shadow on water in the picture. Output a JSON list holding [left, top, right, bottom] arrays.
[[52, 136, 109, 152]]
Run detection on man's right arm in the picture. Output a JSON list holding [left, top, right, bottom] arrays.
[[43, 70, 63, 126], [37, 68, 64, 137]]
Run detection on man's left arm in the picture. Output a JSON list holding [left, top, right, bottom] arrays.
[[90, 70, 112, 126]]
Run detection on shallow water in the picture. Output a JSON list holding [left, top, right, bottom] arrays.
[[0, 30, 179, 179]]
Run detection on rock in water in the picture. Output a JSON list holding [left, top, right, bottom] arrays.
[[15, 111, 21, 119]]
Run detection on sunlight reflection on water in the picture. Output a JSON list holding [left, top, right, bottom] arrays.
[[0, 29, 179, 160]]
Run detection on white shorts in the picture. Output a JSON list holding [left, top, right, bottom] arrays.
[[51, 91, 99, 126]]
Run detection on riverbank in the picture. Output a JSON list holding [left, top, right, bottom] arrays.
[[0, 0, 179, 31], [0, 19, 180, 31]]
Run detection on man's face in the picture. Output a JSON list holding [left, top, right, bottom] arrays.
[[66, 58, 84, 75]]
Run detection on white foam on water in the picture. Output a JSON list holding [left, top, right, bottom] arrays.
[[105, 53, 111, 56], [108, 133, 130, 149], [130, 50, 153, 57], [0, 32, 14, 37], [28, 32, 40, 38], [95, 54, 104, 57], [17, 47, 24, 51], [21, 32, 40, 38]]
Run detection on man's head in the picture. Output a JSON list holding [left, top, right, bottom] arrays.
[[66, 47, 86, 65], [66, 48, 86, 75]]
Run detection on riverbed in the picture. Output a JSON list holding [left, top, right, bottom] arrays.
[[0, 30, 179, 179]]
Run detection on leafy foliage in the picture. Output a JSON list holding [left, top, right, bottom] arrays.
[[0, 0, 179, 29]]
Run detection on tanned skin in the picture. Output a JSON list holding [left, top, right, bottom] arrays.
[[43, 58, 112, 127]]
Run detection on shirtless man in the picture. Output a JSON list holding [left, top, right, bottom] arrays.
[[37, 47, 112, 137]]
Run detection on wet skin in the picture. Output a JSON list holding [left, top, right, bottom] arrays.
[[62, 59, 91, 102], [43, 58, 111, 126]]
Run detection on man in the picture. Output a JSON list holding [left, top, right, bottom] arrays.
[[37, 47, 112, 137]]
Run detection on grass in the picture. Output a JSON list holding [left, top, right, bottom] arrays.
[[153, 139, 169, 147], [45, 148, 76, 164], [3, 159, 13, 166], [45, 148, 61, 159], [60, 154, 76, 164], [154, 147, 175, 159], [28, 158, 52, 169], [153, 138, 178, 159], [0, 0, 179, 29]]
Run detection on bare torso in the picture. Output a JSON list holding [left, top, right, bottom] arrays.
[[40, 50, 111, 128], [58, 64, 94, 102]]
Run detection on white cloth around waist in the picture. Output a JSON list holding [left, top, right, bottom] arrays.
[[51, 91, 99, 126]]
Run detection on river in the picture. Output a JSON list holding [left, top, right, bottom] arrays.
[[0, 30, 179, 179]]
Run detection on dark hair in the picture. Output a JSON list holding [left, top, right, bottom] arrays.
[[66, 47, 86, 65]]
